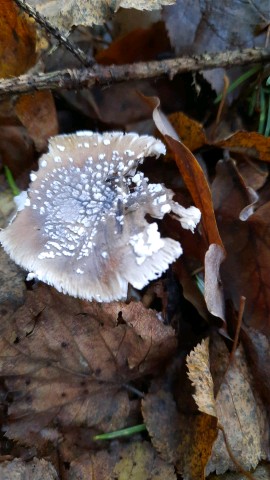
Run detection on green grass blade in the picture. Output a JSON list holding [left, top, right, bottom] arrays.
[[214, 65, 261, 104], [94, 424, 146, 441], [4, 166, 20, 196]]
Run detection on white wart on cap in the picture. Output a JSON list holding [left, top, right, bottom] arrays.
[[0, 131, 201, 302]]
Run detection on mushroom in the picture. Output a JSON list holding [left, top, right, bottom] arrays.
[[0, 131, 201, 302]]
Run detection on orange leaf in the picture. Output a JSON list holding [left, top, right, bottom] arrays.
[[165, 135, 224, 248], [169, 112, 207, 152], [0, 0, 36, 78]]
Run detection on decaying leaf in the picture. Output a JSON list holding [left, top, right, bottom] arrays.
[[186, 338, 216, 417], [169, 111, 270, 162], [26, 0, 176, 31], [1, 285, 177, 446], [0, 248, 26, 309], [212, 160, 270, 336], [186, 336, 269, 475], [113, 441, 177, 480], [0, 0, 36, 78], [149, 96, 224, 250], [204, 244, 226, 322], [208, 463, 270, 480], [0, 458, 58, 480], [68, 442, 177, 480], [163, 0, 268, 92], [142, 389, 217, 480]]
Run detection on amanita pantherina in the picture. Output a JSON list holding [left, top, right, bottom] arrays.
[[0, 131, 201, 301]]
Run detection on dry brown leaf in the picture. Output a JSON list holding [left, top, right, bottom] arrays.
[[145, 96, 223, 250], [212, 160, 270, 336], [142, 389, 217, 480], [207, 336, 269, 475], [186, 335, 269, 475], [163, 0, 268, 92], [96, 22, 170, 65], [68, 450, 119, 480], [15, 92, 58, 151], [113, 441, 177, 480], [0, 248, 26, 309], [204, 244, 226, 322], [68, 442, 177, 480], [186, 338, 216, 417], [0, 458, 58, 480], [27, 0, 176, 31], [0, 0, 36, 78], [168, 111, 270, 164], [1, 285, 176, 446], [208, 463, 270, 480], [241, 326, 270, 411]]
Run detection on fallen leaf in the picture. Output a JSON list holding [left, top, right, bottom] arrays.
[[142, 388, 217, 479], [206, 335, 269, 475], [0, 457, 58, 480], [0, 248, 26, 309], [204, 244, 226, 322], [96, 22, 170, 65], [186, 338, 216, 417], [169, 112, 207, 152], [149, 96, 224, 249], [217, 131, 270, 162], [208, 463, 270, 480], [163, 0, 268, 92], [15, 92, 58, 152], [241, 326, 270, 407], [0, 0, 36, 78], [68, 442, 177, 480], [27, 0, 176, 31], [113, 441, 177, 480], [212, 159, 270, 335], [1, 285, 177, 446]]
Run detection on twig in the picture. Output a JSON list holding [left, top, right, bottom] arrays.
[[13, 0, 93, 67], [229, 296, 246, 364], [0, 47, 270, 98], [218, 424, 256, 480]]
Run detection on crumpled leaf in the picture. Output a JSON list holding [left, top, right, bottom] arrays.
[[0, 0, 36, 78], [1, 284, 177, 446], [27, 0, 176, 31], [186, 336, 269, 475], [163, 0, 268, 92], [212, 159, 270, 336], [0, 458, 58, 480]]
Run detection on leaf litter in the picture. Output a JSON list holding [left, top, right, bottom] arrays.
[[0, 1, 270, 479]]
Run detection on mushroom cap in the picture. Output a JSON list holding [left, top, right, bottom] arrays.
[[0, 131, 200, 302]]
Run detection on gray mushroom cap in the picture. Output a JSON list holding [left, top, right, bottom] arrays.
[[0, 131, 201, 302]]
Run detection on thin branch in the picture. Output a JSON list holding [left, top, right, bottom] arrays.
[[0, 47, 269, 98], [14, 0, 93, 67]]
